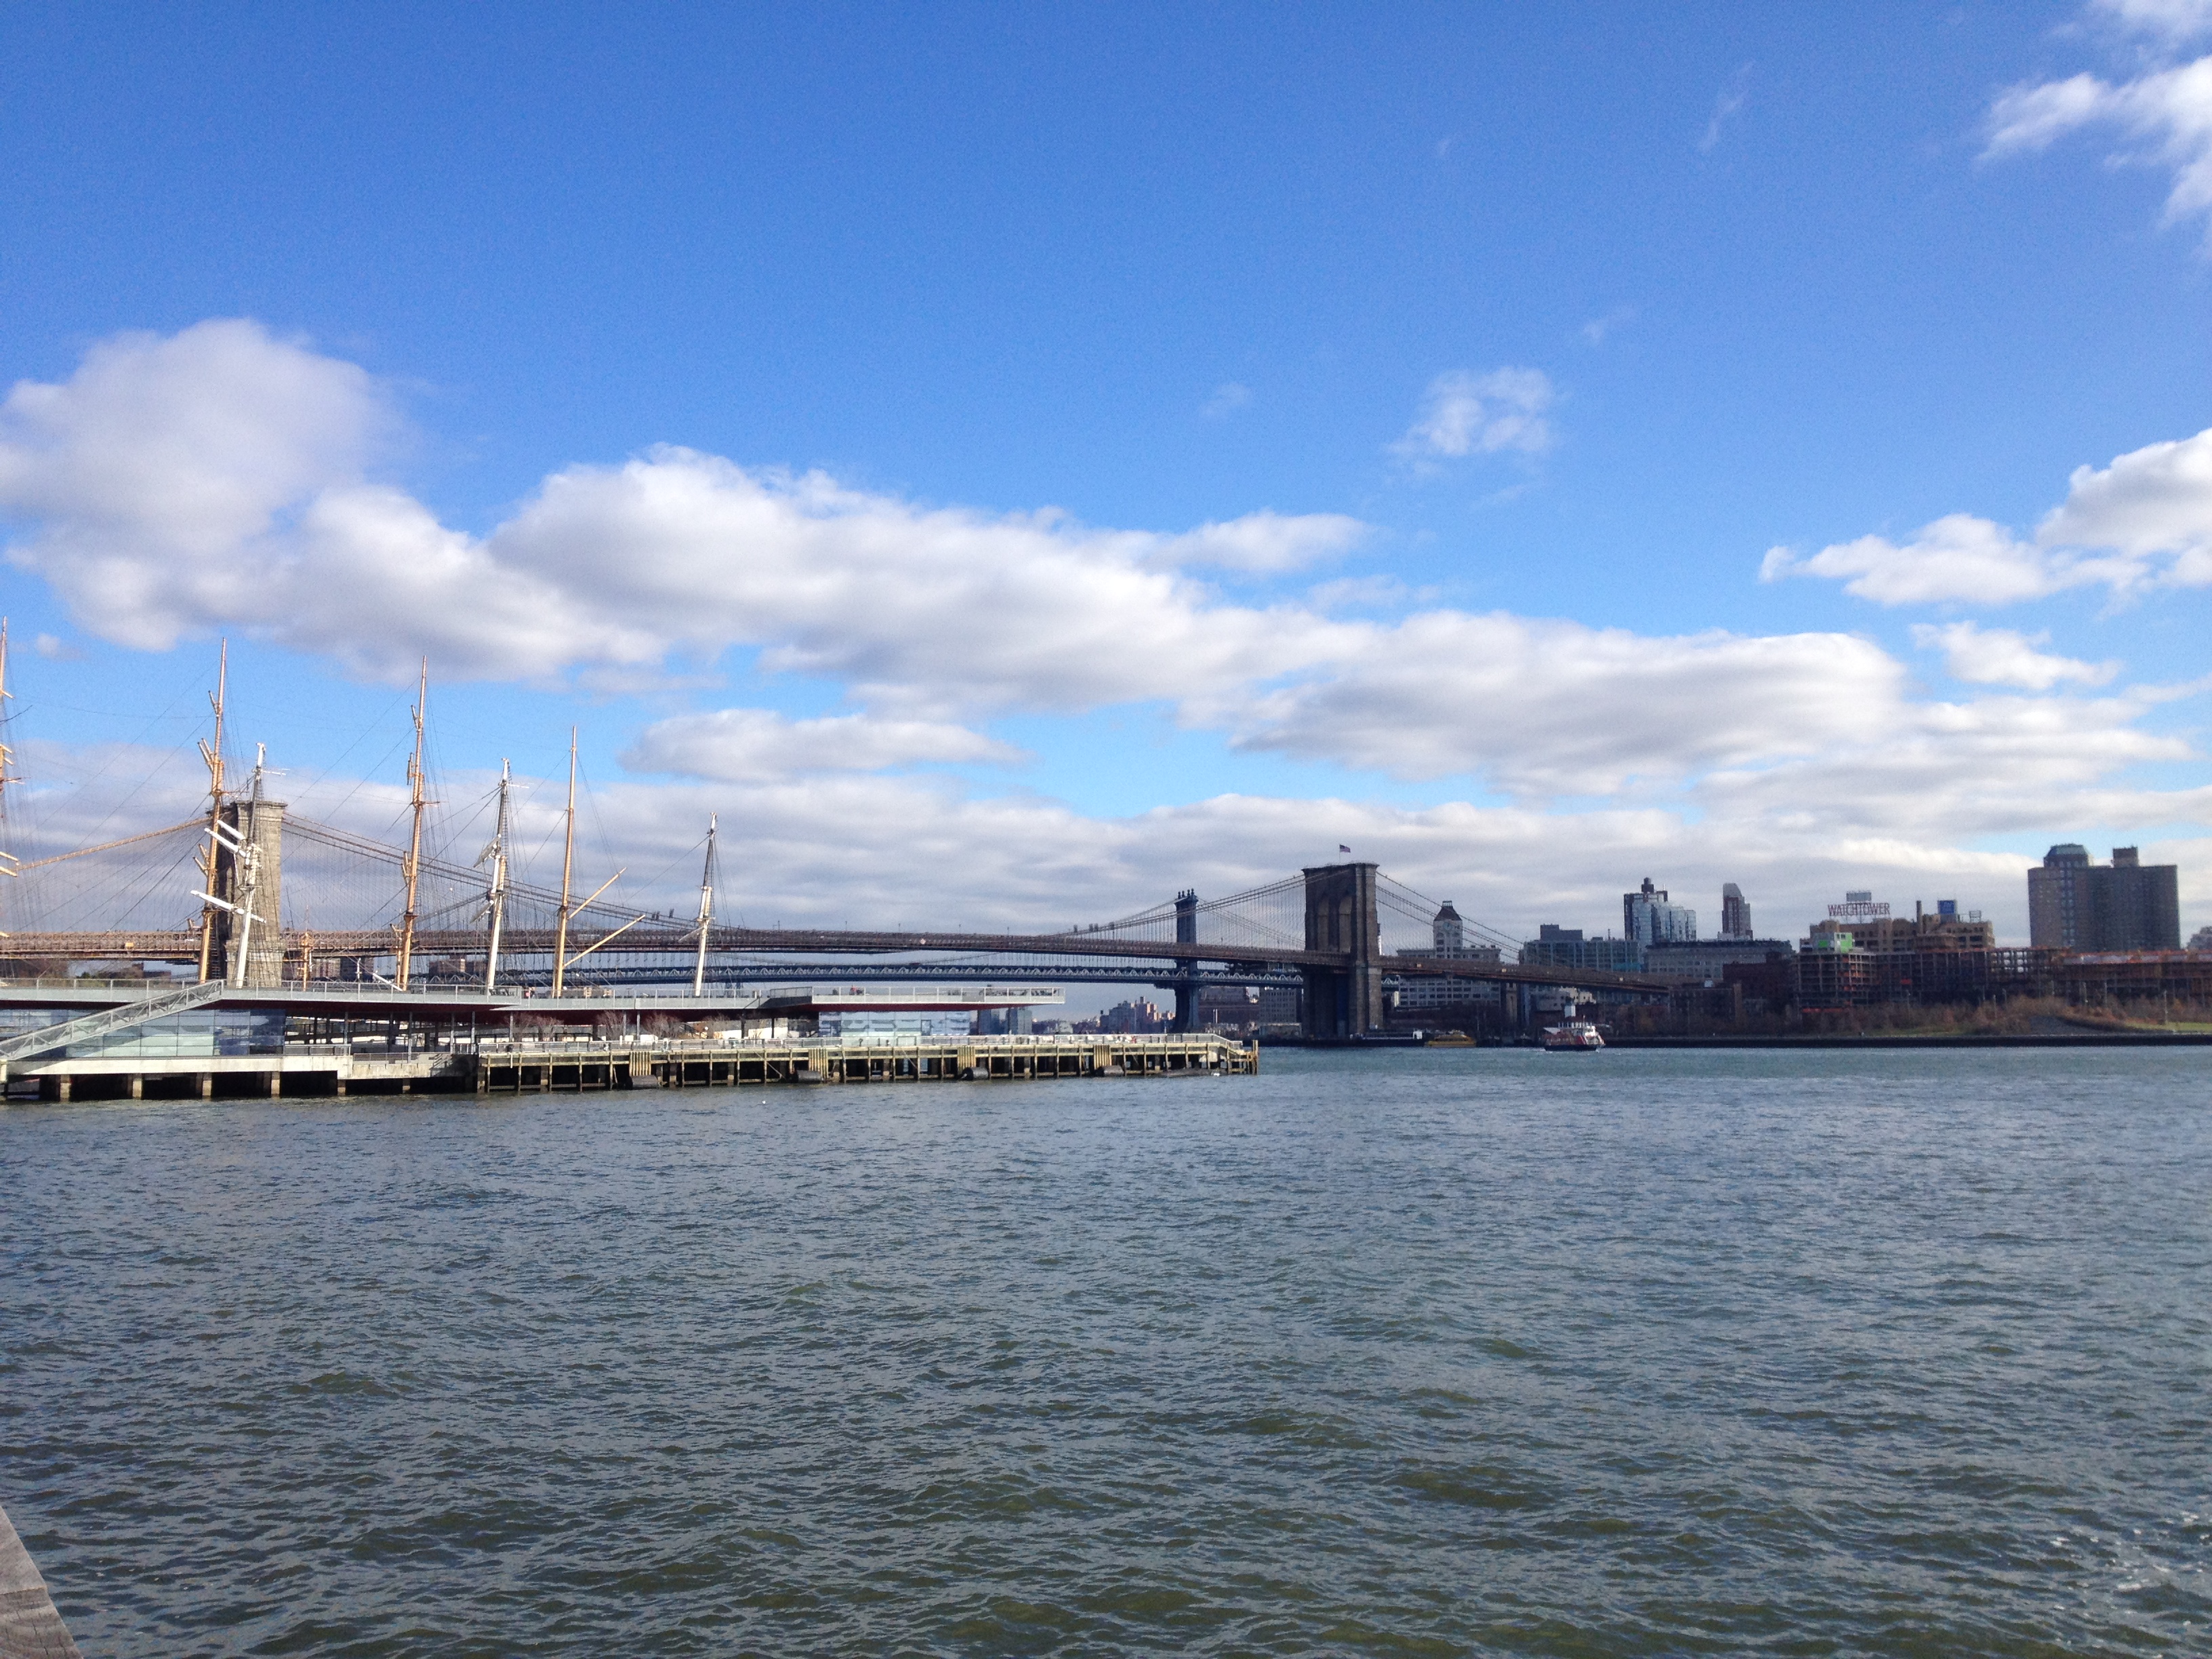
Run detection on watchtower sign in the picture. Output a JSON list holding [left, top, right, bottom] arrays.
[[1827, 899, 1889, 920]]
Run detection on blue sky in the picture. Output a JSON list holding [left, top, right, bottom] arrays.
[[1, 0, 2209, 945]]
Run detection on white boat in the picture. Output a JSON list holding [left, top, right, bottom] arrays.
[[1540, 1020, 1605, 1052]]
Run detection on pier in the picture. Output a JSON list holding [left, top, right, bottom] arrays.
[[3, 1032, 1257, 1102], [483, 1031, 1255, 1090]]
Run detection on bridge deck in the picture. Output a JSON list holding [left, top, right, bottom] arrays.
[[0, 979, 1048, 1018], [0, 933, 1673, 995]]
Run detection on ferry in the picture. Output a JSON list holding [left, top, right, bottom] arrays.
[[1540, 1020, 1605, 1052]]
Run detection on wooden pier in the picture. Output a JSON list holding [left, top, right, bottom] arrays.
[[3, 1033, 1257, 1102], [476, 1033, 1258, 1092]]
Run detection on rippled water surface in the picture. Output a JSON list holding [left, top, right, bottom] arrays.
[[4, 1048, 2210, 1656]]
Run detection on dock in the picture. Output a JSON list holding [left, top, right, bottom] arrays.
[[3, 1032, 1258, 1102]]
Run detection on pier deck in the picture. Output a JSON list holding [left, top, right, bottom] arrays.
[[3, 1033, 1258, 1102]]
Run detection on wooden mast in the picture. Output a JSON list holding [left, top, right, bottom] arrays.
[[0, 619, 19, 885], [691, 813, 718, 996], [194, 640, 228, 983], [396, 659, 428, 989], [483, 760, 510, 991], [228, 743, 268, 987], [0, 619, 9, 827], [552, 728, 578, 998]]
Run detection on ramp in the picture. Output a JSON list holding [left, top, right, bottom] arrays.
[[0, 979, 227, 1078]]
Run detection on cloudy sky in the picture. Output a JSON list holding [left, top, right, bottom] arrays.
[[1, 0, 2209, 946]]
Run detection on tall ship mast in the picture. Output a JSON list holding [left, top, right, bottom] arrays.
[[0, 619, 20, 883], [194, 642, 228, 983], [692, 815, 718, 996], [552, 729, 578, 997], [396, 660, 430, 989], [480, 760, 511, 991]]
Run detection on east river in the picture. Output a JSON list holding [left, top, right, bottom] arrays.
[[3, 1047, 2207, 1655]]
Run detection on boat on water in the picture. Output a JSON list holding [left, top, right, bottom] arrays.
[[1540, 1020, 1605, 1052]]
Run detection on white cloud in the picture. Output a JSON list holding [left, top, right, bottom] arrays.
[[1148, 509, 1367, 573], [1763, 426, 2212, 602], [1986, 73, 2125, 154], [0, 321, 1368, 705], [9, 731, 2205, 954], [1761, 514, 2080, 605], [1578, 307, 1635, 346], [1699, 64, 1754, 154], [621, 708, 1025, 781], [1701, 688, 2206, 842], [3, 322, 2205, 863], [1304, 575, 1422, 612], [1200, 382, 1250, 418], [1910, 621, 2119, 689], [0, 319, 394, 650], [1216, 615, 1908, 795], [1985, 46, 2212, 245], [32, 634, 83, 661], [1390, 367, 1556, 468], [2093, 0, 2212, 47], [2039, 424, 2212, 578], [318, 745, 2212, 945]]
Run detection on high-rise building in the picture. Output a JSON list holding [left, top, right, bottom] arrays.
[[2100, 848, 2181, 951], [1624, 877, 1697, 945], [2028, 844, 2181, 949], [1719, 882, 1751, 940], [2028, 844, 2092, 949]]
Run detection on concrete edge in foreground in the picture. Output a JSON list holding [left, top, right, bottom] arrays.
[[0, 1502, 81, 1659]]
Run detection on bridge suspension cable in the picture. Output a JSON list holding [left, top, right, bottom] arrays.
[[284, 814, 666, 929], [1067, 874, 1307, 949], [1375, 872, 1524, 956], [4, 819, 205, 875]]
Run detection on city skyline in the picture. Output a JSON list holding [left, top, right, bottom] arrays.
[[1, 2, 2209, 949]]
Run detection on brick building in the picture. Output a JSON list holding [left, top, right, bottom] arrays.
[[2029, 844, 2180, 950]]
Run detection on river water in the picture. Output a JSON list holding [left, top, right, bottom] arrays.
[[3, 1047, 2208, 1656]]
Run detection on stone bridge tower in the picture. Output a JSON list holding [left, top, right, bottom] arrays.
[[211, 796, 287, 988], [1301, 861, 1381, 1039], [1169, 888, 1200, 1032]]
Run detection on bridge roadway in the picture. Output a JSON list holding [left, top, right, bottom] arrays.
[[0, 923, 1674, 996], [532, 961, 1304, 989]]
